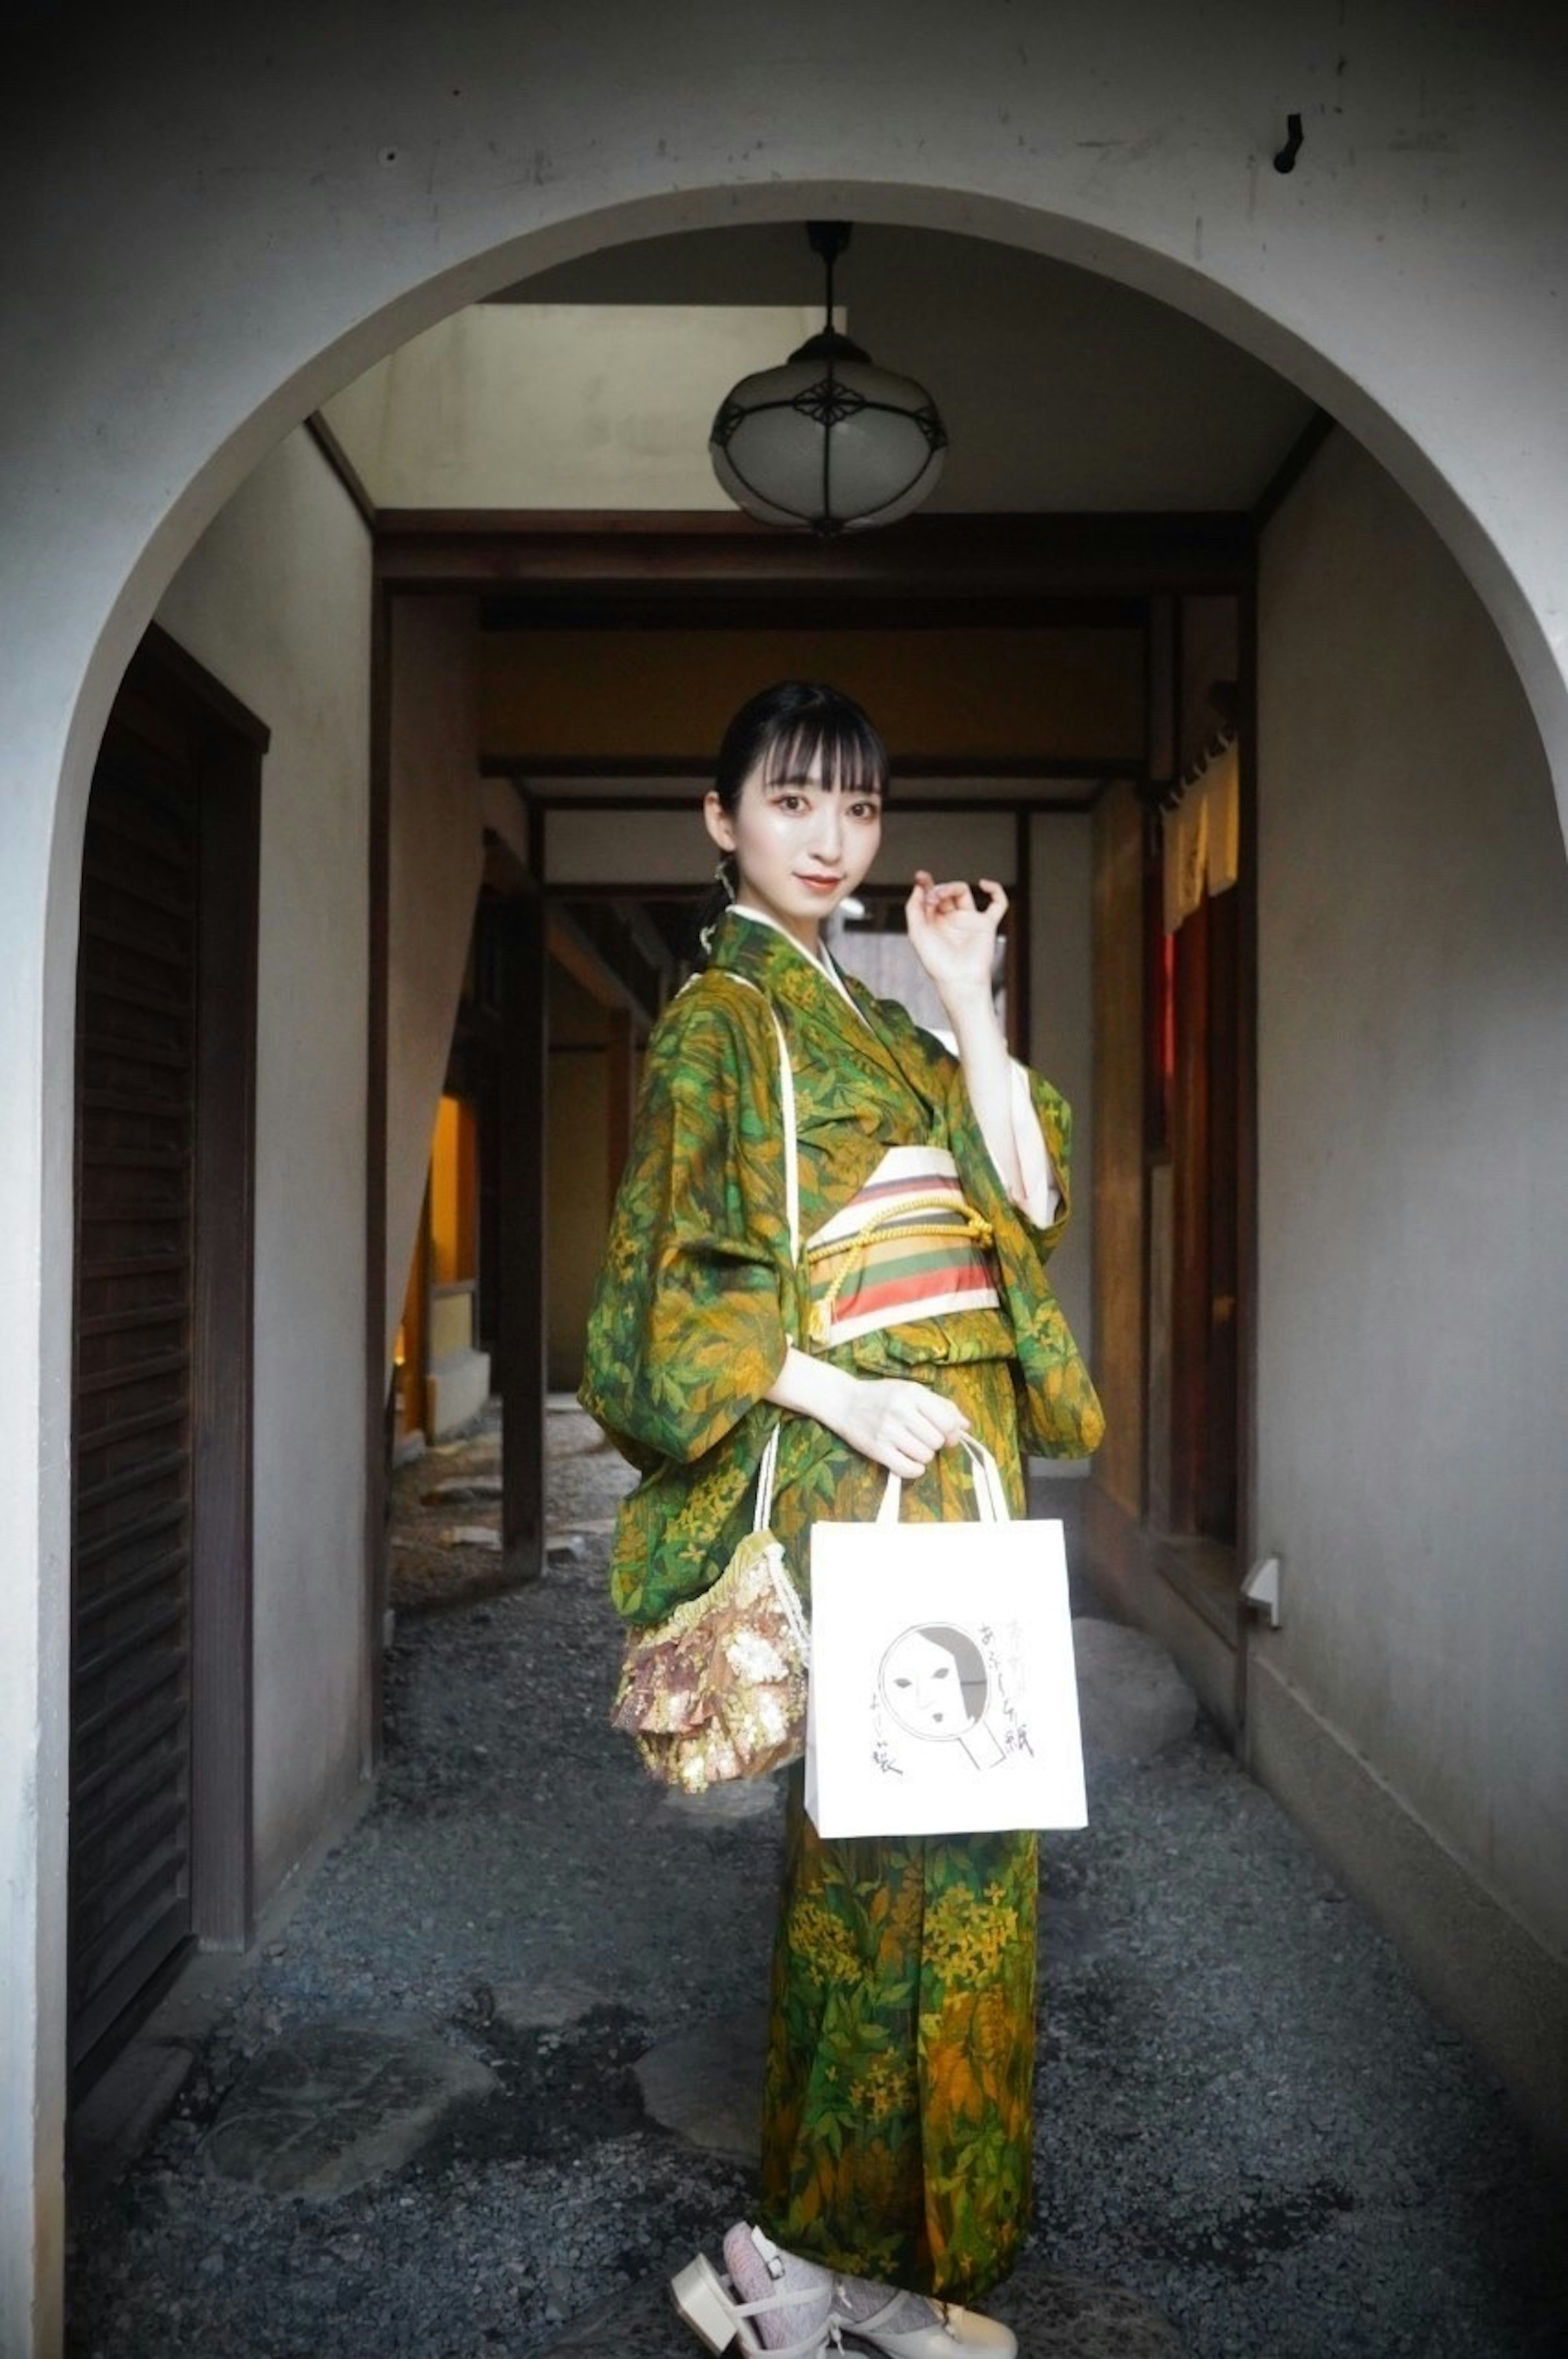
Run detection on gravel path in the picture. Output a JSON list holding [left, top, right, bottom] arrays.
[[65, 1411, 1566, 2357]]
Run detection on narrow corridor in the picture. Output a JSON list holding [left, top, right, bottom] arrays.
[[65, 1410, 1566, 2358]]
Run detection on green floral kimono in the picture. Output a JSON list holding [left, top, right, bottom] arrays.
[[580, 907, 1101, 2301]]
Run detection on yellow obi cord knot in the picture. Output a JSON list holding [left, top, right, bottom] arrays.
[[804, 1153, 1001, 1347]]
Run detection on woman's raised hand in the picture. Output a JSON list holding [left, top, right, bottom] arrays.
[[904, 871, 1008, 1007], [836, 1377, 970, 1480]]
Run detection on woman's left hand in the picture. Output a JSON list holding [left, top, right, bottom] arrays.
[[905, 871, 1008, 1004]]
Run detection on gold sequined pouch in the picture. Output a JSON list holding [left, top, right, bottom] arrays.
[[610, 1424, 809, 1792]]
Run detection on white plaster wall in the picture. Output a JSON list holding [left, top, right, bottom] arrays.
[[155, 430, 373, 1897], [4, 5, 1568, 2346], [324, 303, 821, 508], [1255, 429, 1568, 1965], [385, 600, 487, 1366]]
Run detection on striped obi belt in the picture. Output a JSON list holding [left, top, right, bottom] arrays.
[[804, 1146, 999, 1348]]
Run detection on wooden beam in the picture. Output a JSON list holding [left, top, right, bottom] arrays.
[[1089, 780, 1149, 1525], [499, 890, 548, 1586], [475, 593, 1152, 632], [306, 412, 379, 533], [376, 511, 1255, 600]]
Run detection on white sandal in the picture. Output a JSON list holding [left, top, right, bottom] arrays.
[[839, 2290, 1018, 2359], [673, 2228, 1017, 2359], [670, 2250, 839, 2359]]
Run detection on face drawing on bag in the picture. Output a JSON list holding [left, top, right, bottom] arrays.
[[879, 1624, 989, 1742]]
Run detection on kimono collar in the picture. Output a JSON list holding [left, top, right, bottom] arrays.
[[706, 906, 915, 1093], [726, 904, 867, 1022]]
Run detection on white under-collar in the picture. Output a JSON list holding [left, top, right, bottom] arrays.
[[729, 903, 869, 1025]]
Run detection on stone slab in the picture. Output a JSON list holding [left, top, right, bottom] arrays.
[[1072, 1616, 1198, 1761], [492, 1976, 617, 2033], [205, 2022, 495, 2197], [634, 2006, 769, 2163], [542, 2259, 1188, 2357], [420, 1474, 504, 1503], [662, 1774, 784, 1825]]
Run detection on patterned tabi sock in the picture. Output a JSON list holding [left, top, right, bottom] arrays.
[[725, 2227, 949, 2349], [722, 2226, 835, 2351]]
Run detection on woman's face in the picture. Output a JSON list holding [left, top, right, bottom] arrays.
[[704, 748, 882, 949]]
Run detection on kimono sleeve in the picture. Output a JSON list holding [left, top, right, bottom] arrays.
[[869, 991, 1105, 1460], [579, 992, 794, 1471], [945, 1057, 1103, 1456]]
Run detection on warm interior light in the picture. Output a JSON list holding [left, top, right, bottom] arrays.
[[430, 1094, 479, 1286]]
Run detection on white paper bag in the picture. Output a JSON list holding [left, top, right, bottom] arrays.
[[805, 1438, 1087, 1839]]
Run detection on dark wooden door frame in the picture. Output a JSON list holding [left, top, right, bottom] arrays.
[[130, 627, 264, 1959], [499, 887, 548, 1585], [1232, 584, 1261, 1726], [365, 580, 392, 1771]]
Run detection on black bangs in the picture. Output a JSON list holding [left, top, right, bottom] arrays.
[[711, 681, 889, 815], [759, 709, 889, 796]]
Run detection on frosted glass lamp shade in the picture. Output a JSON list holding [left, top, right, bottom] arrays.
[[710, 332, 946, 535]]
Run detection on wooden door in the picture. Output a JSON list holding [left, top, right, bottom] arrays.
[[1168, 884, 1241, 1544], [70, 633, 262, 2087]]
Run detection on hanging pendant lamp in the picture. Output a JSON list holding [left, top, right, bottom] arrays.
[[709, 222, 947, 537]]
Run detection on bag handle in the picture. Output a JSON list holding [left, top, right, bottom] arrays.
[[724, 981, 800, 1527], [875, 1434, 1010, 1529], [753, 1421, 782, 1533], [724, 978, 800, 1266], [771, 1005, 800, 1264]]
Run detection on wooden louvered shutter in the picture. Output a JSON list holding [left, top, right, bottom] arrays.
[[71, 748, 201, 2065], [70, 631, 262, 2089]]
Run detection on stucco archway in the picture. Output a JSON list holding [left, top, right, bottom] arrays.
[[5, 9, 1568, 2349]]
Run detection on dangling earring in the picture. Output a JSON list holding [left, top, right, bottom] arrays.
[[700, 855, 738, 956]]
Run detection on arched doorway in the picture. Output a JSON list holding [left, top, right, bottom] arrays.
[[7, 18, 1568, 2347]]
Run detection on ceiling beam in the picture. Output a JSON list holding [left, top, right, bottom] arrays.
[[375, 511, 1254, 600]]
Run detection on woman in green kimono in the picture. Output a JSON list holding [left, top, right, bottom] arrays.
[[580, 683, 1102, 2359]]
